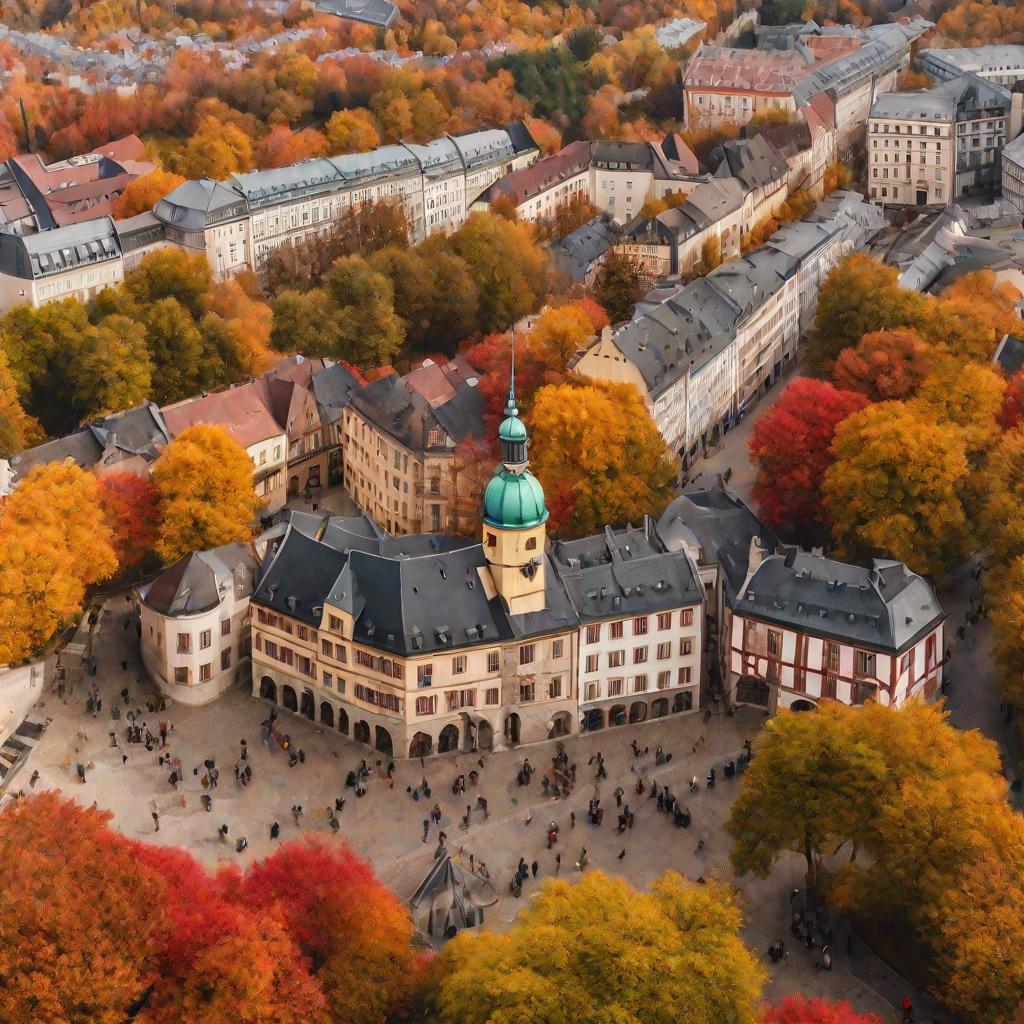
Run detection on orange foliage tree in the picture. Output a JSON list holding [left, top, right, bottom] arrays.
[[112, 169, 187, 219], [99, 471, 162, 570]]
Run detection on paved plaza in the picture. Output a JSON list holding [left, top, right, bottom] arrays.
[[8, 595, 963, 1022]]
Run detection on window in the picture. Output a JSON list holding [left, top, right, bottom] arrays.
[[585, 624, 601, 644], [221, 619, 231, 637], [519, 644, 535, 666], [417, 664, 433, 688], [452, 655, 467, 675], [485, 687, 499, 705], [608, 650, 625, 668], [585, 682, 599, 701], [633, 674, 648, 693], [656, 642, 672, 660], [608, 678, 624, 697], [633, 617, 648, 635], [657, 670, 671, 689], [174, 667, 188, 684], [485, 532, 497, 548], [220, 649, 231, 671], [328, 614, 342, 632], [678, 666, 692, 686], [585, 654, 599, 673], [633, 646, 648, 664], [297, 626, 308, 641], [177, 633, 191, 654], [680, 609, 694, 627], [657, 612, 672, 630], [519, 681, 536, 702], [548, 677, 562, 699], [680, 639, 692, 656], [525, 537, 537, 551], [487, 651, 500, 673], [610, 621, 624, 640], [264, 640, 277, 659], [767, 630, 781, 657], [855, 650, 876, 677], [551, 639, 564, 659], [825, 675, 839, 699], [416, 695, 437, 716], [322, 638, 332, 656], [199, 663, 212, 682], [323, 671, 333, 689], [826, 642, 840, 671]]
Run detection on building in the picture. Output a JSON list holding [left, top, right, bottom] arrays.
[[342, 358, 486, 536], [137, 542, 258, 705], [312, 0, 398, 28], [994, 333, 1024, 376], [552, 519, 704, 733], [920, 45, 1024, 89], [311, 361, 365, 489], [655, 17, 706, 51], [250, 391, 580, 757], [726, 548, 945, 711], [153, 125, 538, 279], [867, 75, 1019, 207], [481, 140, 593, 224], [0, 400, 170, 496], [1002, 132, 1024, 215]]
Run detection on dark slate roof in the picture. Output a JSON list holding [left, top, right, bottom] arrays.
[[142, 542, 256, 616], [114, 211, 165, 252], [995, 335, 1024, 376], [737, 552, 943, 653], [552, 519, 703, 622], [504, 121, 541, 156], [657, 488, 777, 595], [153, 179, 248, 230], [0, 217, 120, 280], [311, 363, 362, 425], [713, 134, 788, 191], [551, 214, 618, 282], [255, 527, 350, 625]]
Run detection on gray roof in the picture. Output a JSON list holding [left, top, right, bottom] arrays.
[[655, 17, 706, 49], [114, 211, 165, 251], [311, 362, 363, 425], [736, 552, 943, 653], [552, 519, 702, 622], [995, 334, 1024, 376], [0, 217, 120, 280], [705, 245, 799, 321], [871, 73, 1011, 122], [153, 179, 247, 230], [713, 135, 788, 191], [314, 0, 397, 27], [551, 214, 618, 282], [657, 488, 776, 595], [920, 45, 1024, 77], [141, 542, 257, 616]]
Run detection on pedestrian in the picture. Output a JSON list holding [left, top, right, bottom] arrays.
[[152, 809, 160, 832], [570, 811, 576, 828], [614, 786, 624, 807], [120, 660, 128, 672], [271, 822, 280, 839], [335, 796, 345, 813], [122, 752, 128, 766], [29, 770, 39, 788], [617, 848, 626, 860], [240, 739, 247, 761], [218, 824, 228, 844], [902, 997, 914, 1023], [292, 804, 303, 826], [422, 818, 430, 842], [531, 860, 538, 878], [555, 852, 561, 875]]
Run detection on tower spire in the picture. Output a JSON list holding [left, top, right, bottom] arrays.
[[505, 329, 518, 418]]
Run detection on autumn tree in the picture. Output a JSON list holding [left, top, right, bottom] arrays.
[[998, 368, 1024, 430], [807, 254, 929, 375], [153, 424, 257, 562], [977, 427, 1024, 568], [528, 303, 597, 363], [0, 347, 41, 458], [237, 841, 427, 1024], [760, 997, 884, 1024], [321, 256, 405, 368], [258, 126, 327, 169], [748, 378, 869, 541], [822, 401, 970, 576], [529, 380, 675, 535], [324, 108, 380, 154], [831, 328, 932, 401], [592, 249, 646, 324], [112, 169, 186, 218], [120, 248, 212, 319], [73, 314, 154, 421], [923, 269, 1020, 363], [176, 115, 254, 179], [99, 472, 161, 570], [434, 870, 764, 1024]]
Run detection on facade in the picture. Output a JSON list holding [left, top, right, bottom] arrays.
[[867, 75, 1018, 207], [726, 549, 945, 711], [1002, 133, 1024, 215], [153, 125, 538, 279], [342, 358, 486, 536], [552, 520, 704, 733], [138, 542, 258, 705]]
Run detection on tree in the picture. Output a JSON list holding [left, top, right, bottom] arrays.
[[0, 347, 41, 458], [760, 997, 884, 1024], [72, 314, 153, 421], [136, 297, 206, 405], [727, 705, 887, 891], [822, 402, 971, 576], [978, 428, 1024, 567], [528, 304, 597, 363], [111, 169, 186, 218], [434, 870, 765, 1024], [446, 212, 548, 333], [998, 367, 1024, 430], [807, 254, 930, 375], [323, 256, 405, 368], [410, 89, 449, 142], [176, 115, 253, 179], [99, 472, 161, 569], [269, 289, 343, 356], [237, 841, 427, 1024], [924, 269, 1020, 363], [529, 381, 676, 535], [748, 378, 869, 540], [121, 249, 212, 320], [831, 328, 932, 402], [153, 424, 258, 563], [592, 249, 646, 324], [258, 126, 326, 169], [324, 108, 380, 155]]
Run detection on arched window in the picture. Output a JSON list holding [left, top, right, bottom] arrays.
[[525, 536, 537, 551]]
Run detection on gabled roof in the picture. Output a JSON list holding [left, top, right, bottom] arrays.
[[311, 362, 363, 425], [162, 382, 285, 449], [142, 542, 257, 616]]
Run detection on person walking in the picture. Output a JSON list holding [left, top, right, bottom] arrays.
[[270, 822, 280, 840], [240, 739, 247, 761], [531, 860, 538, 879], [901, 997, 914, 1023], [422, 818, 430, 843], [555, 852, 561, 875], [151, 809, 160, 832], [291, 804, 303, 827]]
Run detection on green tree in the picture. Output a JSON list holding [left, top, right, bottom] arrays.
[[153, 424, 258, 562], [137, 297, 206, 405], [434, 871, 764, 1024], [592, 249, 646, 324], [120, 249, 212, 320], [269, 290, 343, 356], [822, 401, 971, 576], [323, 256, 405, 368], [72, 314, 153, 422]]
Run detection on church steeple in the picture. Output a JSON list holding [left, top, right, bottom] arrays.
[[498, 333, 529, 470]]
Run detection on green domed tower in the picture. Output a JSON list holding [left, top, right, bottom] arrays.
[[481, 375, 548, 614]]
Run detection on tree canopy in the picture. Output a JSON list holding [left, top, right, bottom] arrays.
[[831, 328, 932, 402]]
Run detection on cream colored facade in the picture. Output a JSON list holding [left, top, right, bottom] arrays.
[[0, 251, 123, 310], [868, 114, 956, 207]]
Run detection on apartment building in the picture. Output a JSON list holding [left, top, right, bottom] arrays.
[[552, 520, 704, 733], [342, 357, 486, 536], [1003, 132, 1024, 215], [868, 75, 1018, 207], [921, 45, 1024, 89], [152, 125, 538, 280], [137, 542, 258, 705], [726, 548, 945, 711]]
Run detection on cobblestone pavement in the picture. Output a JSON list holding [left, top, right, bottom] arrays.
[[11, 597, 946, 1021]]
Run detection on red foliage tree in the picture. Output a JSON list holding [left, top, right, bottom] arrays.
[[99, 471, 161, 569], [748, 378, 869, 540], [831, 328, 932, 402], [760, 996, 885, 1024], [999, 367, 1024, 431]]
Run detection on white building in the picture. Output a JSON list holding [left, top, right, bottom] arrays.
[[552, 519, 704, 732], [1002, 132, 1024, 215], [726, 549, 945, 711], [920, 45, 1024, 89], [137, 542, 258, 705]]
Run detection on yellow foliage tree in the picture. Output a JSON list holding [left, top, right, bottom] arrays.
[[922, 269, 1020, 363], [324, 109, 380, 155], [528, 304, 596, 363], [112, 169, 186, 219], [153, 424, 258, 563], [177, 116, 254, 180]]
